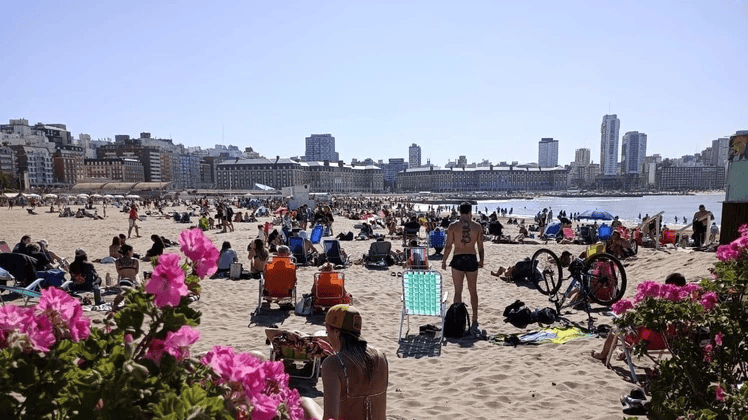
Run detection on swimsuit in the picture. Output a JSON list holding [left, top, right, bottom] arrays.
[[336, 352, 388, 420], [450, 254, 479, 272]]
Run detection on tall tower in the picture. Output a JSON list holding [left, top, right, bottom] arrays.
[[600, 114, 620, 176], [574, 148, 591, 166], [408, 143, 421, 168], [538, 138, 559, 167], [621, 131, 647, 174], [304, 134, 338, 162]]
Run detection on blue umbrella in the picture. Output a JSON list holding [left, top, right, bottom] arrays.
[[579, 209, 614, 221]]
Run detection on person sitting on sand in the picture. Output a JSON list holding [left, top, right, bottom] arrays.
[[302, 304, 388, 420], [143, 234, 165, 260], [69, 249, 103, 304], [515, 222, 529, 243], [216, 241, 238, 277], [607, 231, 634, 259], [93, 236, 121, 264], [38, 239, 66, 270], [247, 239, 269, 279], [591, 273, 686, 363], [115, 244, 140, 285]]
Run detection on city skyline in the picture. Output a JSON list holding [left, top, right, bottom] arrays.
[[2, 1, 746, 166]]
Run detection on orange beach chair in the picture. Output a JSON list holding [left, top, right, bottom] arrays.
[[255, 256, 297, 314], [312, 271, 351, 312]]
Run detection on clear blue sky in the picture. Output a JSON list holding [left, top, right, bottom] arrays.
[[2, 0, 746, 166]]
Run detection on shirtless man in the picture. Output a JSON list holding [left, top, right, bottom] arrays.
[[441, 202, 484, 331]]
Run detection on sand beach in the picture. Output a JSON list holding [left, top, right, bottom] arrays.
[[0, 203, 719, 419]]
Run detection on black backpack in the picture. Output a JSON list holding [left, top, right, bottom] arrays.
[[444, 302, 470, 338]]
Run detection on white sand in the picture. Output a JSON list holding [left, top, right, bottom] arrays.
[[0, 205, 717, 419]]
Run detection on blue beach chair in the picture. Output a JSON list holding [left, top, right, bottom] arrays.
[[598, 224, 613, 241], [310, 225, 324, 244], [289, 236, 312, 266], [429, 229, 446, 255]]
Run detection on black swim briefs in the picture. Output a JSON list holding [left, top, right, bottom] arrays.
[[449, 254, 479, 272]]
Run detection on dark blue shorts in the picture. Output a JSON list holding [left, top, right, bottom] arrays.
[[450, 254, 479, 272]]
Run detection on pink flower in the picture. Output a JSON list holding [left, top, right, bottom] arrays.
[[163, 325, 200, 360], [738, 224, 748, 236], [700, 292, 719, 311], [716, 242, 741, 262], [679, 283, 701, 301], [179, 228, 219, 279], [715, 385, 726, 402], [38, 287, 90, 342], [714, 332, 723, 346], [634, 281, 661, 303], [144, 338, 166, 365], [0, 305, 56, 352], [250, 393, 280, 420], [145, 253, 188, 307], [612, 299, 634, 315], [659, 284, 682, 302]]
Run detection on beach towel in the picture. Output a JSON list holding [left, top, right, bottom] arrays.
[[490, 327, 597, 346]]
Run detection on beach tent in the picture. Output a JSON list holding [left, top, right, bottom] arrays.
[[544, 221, 562, 237], [2, 193, 19, 198], [91, 194, 103, 198], [579, 209, 614, 221], [125, 194, 140, 199], [77, 193, 90, 199], [103, 194, 114, 199], [23, 193, 41, 198], [113, 195, 125, 199]]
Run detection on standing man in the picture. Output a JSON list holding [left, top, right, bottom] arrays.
[[128, 203, 141, 238], [692, 204, 713, 248], [441, 202, 484, 332]]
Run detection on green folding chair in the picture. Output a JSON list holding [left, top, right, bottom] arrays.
[[399, 270, 448, 342]]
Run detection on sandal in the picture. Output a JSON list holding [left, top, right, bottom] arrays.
[[390, 272, 397, 277], [397, 272, 403, 277]]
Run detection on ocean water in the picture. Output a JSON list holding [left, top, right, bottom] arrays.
[[416, 192, 726, 226]]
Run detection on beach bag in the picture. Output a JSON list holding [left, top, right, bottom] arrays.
[[511, 258, 539, 284], [229, 263, 242, 280], [503, 300, 533, 327], [444, 302, 470, 338], [295, 294, 313, 316]]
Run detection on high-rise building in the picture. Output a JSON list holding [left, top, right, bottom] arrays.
[[538, 138, 559, 167], [574, 148, 591, 166], [711, 137, 730, 167], [621, 131, 647, 174], [408, 143, 421, 168], [305, 134, 338, 162], [600, 114, 620, 176]]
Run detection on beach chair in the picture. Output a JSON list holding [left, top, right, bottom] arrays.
[[310, 225, 324, 245], [289, 236, 312, 266], [429, 229, 446, 255], [398, 270, 448, 342], [605, 326, 672, 384], [660, 229, 677, 246], [255, 256, 297, 314], [265, 328, 334, 380], [577, 225, 596, 245], [0, 252, 38, 287], [0, 268, 73, 305], [0, 241, 10, 253], [598, 224, 613, 241], [404, 247, 429, 270], [323, 240, 348, 267], [312, 271, 351, 312], [365, 241, 391, 269], [561, 227, 576, 241]]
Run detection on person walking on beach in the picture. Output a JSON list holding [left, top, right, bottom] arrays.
[[442, 202, 484, 332], [128, 203, 141, 238]]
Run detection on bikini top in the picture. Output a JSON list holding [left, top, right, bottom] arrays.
[[336, 352, 388, 420]]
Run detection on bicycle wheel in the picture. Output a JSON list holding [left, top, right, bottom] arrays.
[[531, 248, 562, 296], [584, 253, 627, 305]]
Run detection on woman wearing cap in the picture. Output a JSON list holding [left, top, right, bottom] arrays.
[[303, 304, 388, 420]]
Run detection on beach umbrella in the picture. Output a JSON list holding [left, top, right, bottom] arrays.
[[24, 193, 41, 198], [43, 193, 57, 199], [103, 194, 114, 199], [579, 209, 614, 221], [125, 194, 140, 199], [2, 193, 19, 198], [113, 195, 125, 199], [91, 194, 103, 198], [77, 193, 89, 199]]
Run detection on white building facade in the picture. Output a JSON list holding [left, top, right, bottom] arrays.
[[621, 131, 647, 174], [600, 114, 620, 176], [538, 138, 559, 167], [408, 143, 421, 168]]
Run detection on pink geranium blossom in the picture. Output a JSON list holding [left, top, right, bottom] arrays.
[[145, 253, 188, 307], [179, 228, 219, 279], [163, 325, 200, 360], [714, 332, 723, 346], [634, 281, 661, 303], [716, 242, 741, 262], [144, 338, 166, 365], [0, 305, 56, 352], [38, 287, 90, 341], [700, 292, 719, 311], [738, 223, 748, 236], [715, 385, 726, 402], [612, 299, 634, 315]]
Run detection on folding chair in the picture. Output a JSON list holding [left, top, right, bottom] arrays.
[[562, 227, 576, 241], [323, 239, 348, 267], [265, 328, 334, 380], [404, 247, 429, 270], [0, 241, 11, 253], [312, 271, 351, 312], [598, 224, 613, 241], [428, 229, 446, 255], [289, 237, 312, 266], [255, 256, 297, 314], [0, 267, 73, 305], [365, 241, 391, 269], [398, 270, 448, 342], [310, 225, 324, 245], [605, 326, 672, 384]]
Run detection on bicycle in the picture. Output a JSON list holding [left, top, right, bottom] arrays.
[[531, 248, 627, 329]]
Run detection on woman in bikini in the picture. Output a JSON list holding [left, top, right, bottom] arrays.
[[246, 239, 268, 279], [303, 304, 388, 420], [115, 244, 140, 286]]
